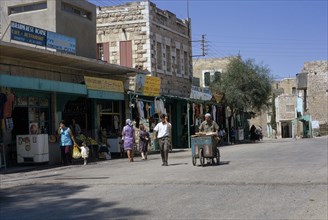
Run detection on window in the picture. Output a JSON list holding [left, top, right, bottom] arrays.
[[97, 43, 104, 60], [156, 42, 162, 70], [166, 45, 171, 72], [176, 49, 181, 75], [9, 2, 47, 15], [214, 71, 221, 82], [184, 51, 188, 75], [120, 41, 132, 67], [286, 105, 294, 113], [204, 72, 210, 86], [62, 2, 92, 20], [97, 42, 109, 62], [292, 87, 297, 95]]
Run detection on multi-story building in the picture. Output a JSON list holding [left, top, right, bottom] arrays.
[[1, 0, 96, 58], [297, 60, 328, 136], [251, 60, 328, 139], [96, 1, 192, 148], [0, 0, 143, 166]]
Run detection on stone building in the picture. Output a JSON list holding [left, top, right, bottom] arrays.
[[96, 1, 192, 98], [95, 1, 192, 148], [193, 57, 235, 87], [298, 60, 328, 136]]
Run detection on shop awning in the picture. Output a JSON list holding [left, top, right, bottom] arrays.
[[87, 90, 124, 100], [0, 74, 87, 95]]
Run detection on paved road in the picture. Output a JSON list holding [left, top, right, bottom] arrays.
[[1, 137, 327, 219]]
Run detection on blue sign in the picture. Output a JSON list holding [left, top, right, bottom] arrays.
[[10, 21, 46, 46], [47, 31, 76, 54]]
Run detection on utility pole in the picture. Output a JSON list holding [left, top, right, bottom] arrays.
[[192, 34, 206, 57], [201, 34, 205, 56]]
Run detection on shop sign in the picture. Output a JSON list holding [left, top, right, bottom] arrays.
[[47, 31, 76, 54], [135, 74, 161, 97], [143, 76, 161, 96], [11, 21, 47, 46], [84, 76, 124, 93], [190, 86, 212, 101]]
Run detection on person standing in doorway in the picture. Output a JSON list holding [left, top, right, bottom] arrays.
[[58, 120, 76, 165], [154, 114, 171, 166], [70, 118, 81, 137], [122, 119, 135, 162]]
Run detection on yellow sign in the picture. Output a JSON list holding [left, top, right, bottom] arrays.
[[84, 76, 124, 93], [143, 76, 161, 96]]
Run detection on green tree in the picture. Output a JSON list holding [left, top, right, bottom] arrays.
[[210, 57, 273, 116]]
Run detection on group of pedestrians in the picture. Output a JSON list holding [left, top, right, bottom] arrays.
[[121, 114, 171, 166], [58, 113, 238, 167]]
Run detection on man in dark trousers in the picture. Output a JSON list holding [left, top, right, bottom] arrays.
[[154, 114, 172, 166]]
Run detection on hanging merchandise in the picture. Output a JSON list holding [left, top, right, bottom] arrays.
[[138, 101, 145, 119], [212, 105, 217, 122], [5, 118, 14, 130], [199, 103, 203, 116]]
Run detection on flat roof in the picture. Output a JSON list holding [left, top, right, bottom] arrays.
[[0, 41, 148, 77]]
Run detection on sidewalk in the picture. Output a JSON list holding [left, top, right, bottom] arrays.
[[0, 149, 191, 175]]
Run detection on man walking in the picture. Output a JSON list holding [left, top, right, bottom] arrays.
[[154, 114, 171, 166]]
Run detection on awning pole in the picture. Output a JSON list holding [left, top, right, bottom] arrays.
[[187, 101, 191, 148]]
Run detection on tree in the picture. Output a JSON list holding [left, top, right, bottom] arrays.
[[210, 57, 273, 117]]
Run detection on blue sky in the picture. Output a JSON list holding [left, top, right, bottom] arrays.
[[89, 0, 327, 79]]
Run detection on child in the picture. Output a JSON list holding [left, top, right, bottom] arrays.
[[118, 134, 124, 158], [79, 142, 89, 165]]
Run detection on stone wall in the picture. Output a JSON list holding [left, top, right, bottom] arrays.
[[301, 61, 328, 126], [192, 57, 236, 87], [96, 1, 192, 98]]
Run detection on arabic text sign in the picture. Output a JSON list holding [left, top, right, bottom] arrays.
[[143, 76, 161, 96], [84, 76, 124, 93]]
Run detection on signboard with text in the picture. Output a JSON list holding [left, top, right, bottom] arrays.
[[10, 21, 46, 46], [47, 31, 76, 54], [142, 75, 161, 97], [84, 76, 124, 93]]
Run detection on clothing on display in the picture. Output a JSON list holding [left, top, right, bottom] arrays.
[[0, 93, 7, 119], [4, 93, 15, 118]]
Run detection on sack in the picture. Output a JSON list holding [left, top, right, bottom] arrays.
[[72, 144, 82, 159]]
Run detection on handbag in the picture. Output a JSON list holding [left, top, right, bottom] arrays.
[[72, 144, 82, 159]]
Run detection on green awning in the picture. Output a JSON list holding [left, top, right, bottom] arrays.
[[0, 74, 87, 95]]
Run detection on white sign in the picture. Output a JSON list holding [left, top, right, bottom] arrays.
[[311, 121, 319, 129]]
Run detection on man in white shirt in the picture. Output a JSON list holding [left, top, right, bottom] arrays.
[[154, 114, 171, 166]]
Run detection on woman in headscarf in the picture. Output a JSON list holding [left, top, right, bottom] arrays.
[[122, 119, 135, 162]]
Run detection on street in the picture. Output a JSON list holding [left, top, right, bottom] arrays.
[[1, 137, 327, 220]]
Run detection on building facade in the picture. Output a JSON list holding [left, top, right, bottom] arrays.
[[298, 60, 328, 136], [96, 1, 192, 148], [1, 0, 96, 59], [0, 0, 144, 167], [96, 1, 192, 97]]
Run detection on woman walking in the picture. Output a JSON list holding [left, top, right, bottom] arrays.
[[122, 119, 135, 162], [139, 124, 150, 160]]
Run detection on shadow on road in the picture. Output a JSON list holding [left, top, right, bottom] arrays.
[[0, 182, 149, 219], [168, 162, 189, 166]]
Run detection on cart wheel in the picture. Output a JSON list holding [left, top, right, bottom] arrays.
[[216, 147, 220, 165], [192, 156, 197, 166], [199, 148, 205, 166]]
